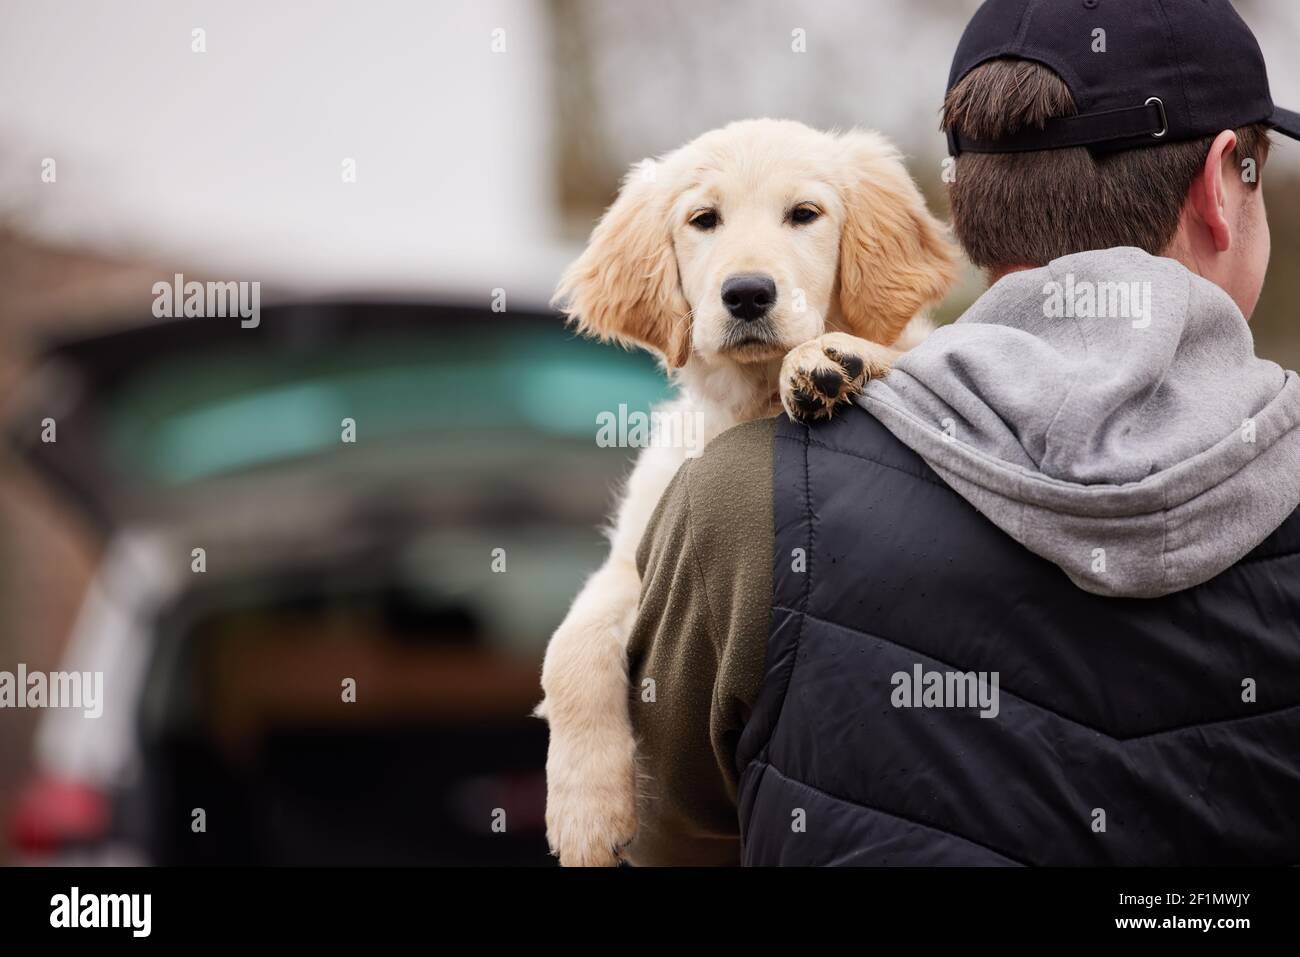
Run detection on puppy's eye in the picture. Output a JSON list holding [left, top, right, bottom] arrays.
[[689, 209, 719, 231], [789, 204, 821, 225]]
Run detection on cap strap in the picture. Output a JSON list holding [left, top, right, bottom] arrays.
[[948, 98, 1168, 155]]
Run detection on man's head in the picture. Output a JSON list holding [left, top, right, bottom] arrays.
[[943, 0, 1298, 320], [944, 58, 1273, 318]]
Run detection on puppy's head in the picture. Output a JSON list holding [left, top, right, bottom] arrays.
[[555, 119, 957, 370]]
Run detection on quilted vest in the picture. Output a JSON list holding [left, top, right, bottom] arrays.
[[737, 409, 1300, 865]]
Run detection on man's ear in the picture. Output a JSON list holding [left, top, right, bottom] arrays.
[[1192, 129, 1239, 253], [834, 130, 959, 345], [553, 159, 692, 369]]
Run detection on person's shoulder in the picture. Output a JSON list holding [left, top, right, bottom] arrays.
[[680, 416, 778, 521], [638, 416, 779, 574], [683, 416, 779, 493], [677, 416, 778, 553]]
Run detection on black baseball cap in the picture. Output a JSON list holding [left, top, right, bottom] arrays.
[[946, 0, 1300, 155]]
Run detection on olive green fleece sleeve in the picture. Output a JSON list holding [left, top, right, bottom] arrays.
[[622, 417, 777, 867]]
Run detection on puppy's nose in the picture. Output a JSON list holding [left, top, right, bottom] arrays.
[[721, 273, 776, 322]]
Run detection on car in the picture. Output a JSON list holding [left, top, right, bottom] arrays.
[[5, 299, 667, 865]]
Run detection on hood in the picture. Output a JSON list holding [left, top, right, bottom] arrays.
[[859, 247, 1300, 598]]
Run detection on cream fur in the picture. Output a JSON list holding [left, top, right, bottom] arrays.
[[539, 119, 957, 865]]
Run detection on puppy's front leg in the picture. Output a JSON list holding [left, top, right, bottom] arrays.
[[538, 554, 641, 866], [780, 331, 900, 422], [538, 437, 689, 866]]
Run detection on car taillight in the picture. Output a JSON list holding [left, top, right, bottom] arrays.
[[9, 774, 110, 856]]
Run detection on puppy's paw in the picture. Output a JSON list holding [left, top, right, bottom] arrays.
[[780, 332, 893, 422], [545, 726, 638, 867]]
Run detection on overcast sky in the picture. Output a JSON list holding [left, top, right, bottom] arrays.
[[1, 0, 1296, 303]]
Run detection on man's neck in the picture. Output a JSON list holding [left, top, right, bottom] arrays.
[[986, 263, 1038, 285], [987, 244, 1196, 288]]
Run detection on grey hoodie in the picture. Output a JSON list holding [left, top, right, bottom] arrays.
[[859, 246, 1300, 598]]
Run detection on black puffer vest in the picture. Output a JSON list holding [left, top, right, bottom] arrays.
[[736, 409, 1300, 865]]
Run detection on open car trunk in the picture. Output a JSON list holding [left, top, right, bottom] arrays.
[[7, 300, 667, 864]]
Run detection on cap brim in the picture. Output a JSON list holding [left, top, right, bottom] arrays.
[[1270, 106, 1300, 141]]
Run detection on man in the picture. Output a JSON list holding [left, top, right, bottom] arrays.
[[623, 0, 1300, 866]]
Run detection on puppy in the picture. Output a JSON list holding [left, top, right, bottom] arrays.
[[538, 119, 957, 865]]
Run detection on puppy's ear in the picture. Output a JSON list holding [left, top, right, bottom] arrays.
[[834, 130, 958, 345], [553, 159, 692, 369]]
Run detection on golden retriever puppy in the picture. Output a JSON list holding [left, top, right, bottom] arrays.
[[538, 118, 957, 865]]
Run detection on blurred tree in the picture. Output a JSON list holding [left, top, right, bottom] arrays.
[[548, 0, 622, 230]]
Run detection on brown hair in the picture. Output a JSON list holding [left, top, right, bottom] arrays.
[[942, 58, 1271, 271]]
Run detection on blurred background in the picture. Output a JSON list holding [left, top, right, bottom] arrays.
[[0, 0, 1296, 864]]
